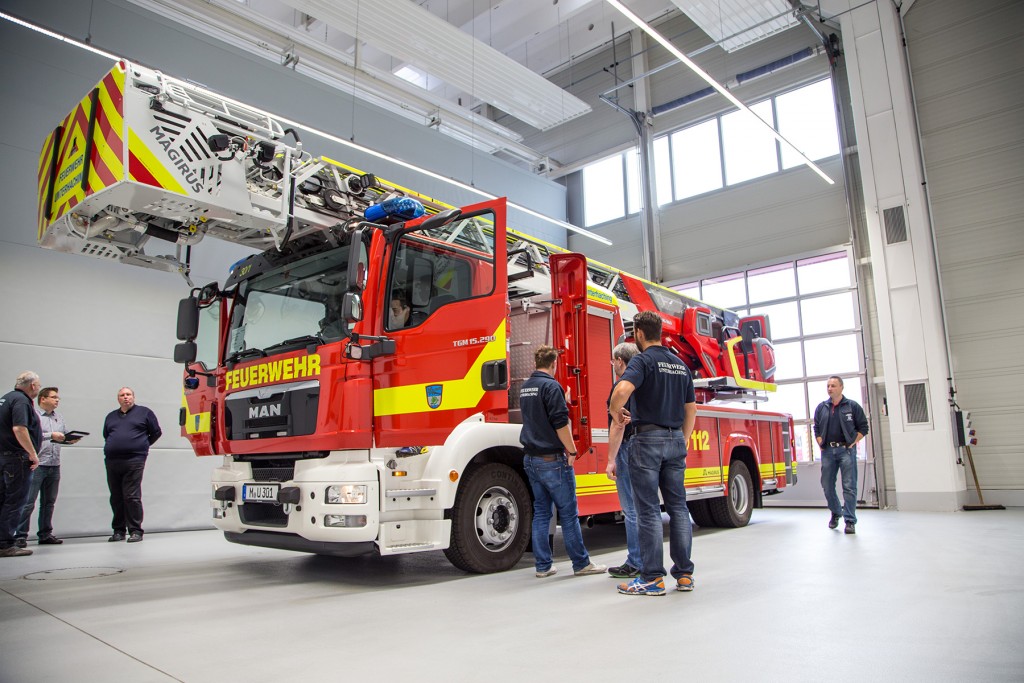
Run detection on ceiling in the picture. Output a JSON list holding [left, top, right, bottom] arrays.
[[128, 0, 809, 171]]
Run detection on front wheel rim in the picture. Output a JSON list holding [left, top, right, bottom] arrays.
[[474, 485, 519, 553]]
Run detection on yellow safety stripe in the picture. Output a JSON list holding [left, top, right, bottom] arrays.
[[181, 393, 211, 435], [724, 337, 777, 392], [373, 321, 506, 416], [127, 127, 187, 194]]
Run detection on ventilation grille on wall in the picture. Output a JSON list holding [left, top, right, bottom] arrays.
[[884, 206, 908, 244], [903, 382, 929, 424]]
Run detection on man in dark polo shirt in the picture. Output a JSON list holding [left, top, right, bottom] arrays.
[[609, 311, 697, 596], [102, 387, 162, 543], [0, 371, 43, 557], [519, 345, 605, 579]]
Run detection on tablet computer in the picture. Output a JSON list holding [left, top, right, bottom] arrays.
[[62, 430, 90, 443]]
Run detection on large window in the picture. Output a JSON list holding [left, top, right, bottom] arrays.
[[672, 250, 865, 463], [582, 78, 840, 226], [582, 148, 641, 227]]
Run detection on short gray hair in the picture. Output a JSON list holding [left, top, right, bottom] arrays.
[[613, 342, 639, 364], [15, 371, 40, 389]]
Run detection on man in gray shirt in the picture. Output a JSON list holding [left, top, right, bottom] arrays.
[[16, 387, 70, 546]]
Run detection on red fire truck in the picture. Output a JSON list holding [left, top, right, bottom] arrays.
[[37, 61, 796, 572]]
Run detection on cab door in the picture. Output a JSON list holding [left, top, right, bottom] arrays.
[[371, 199, 508, 446], [181, 296, 226, 456]]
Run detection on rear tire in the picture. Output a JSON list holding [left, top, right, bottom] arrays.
[[709, 460, 754, 528], [688, 499, 716, 528], [444, 463, 532, 573]]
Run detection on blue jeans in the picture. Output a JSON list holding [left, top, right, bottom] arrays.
[[17, 465, 60, 539], [524, 455, 591, 572], [615, 438, 642, 570], [820, 446, 858, 524], [628, 430, 694, 582], [0, 451, 33, 548]]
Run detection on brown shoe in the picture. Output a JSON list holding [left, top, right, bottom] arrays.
[[0, 546, 33, 557], [38, 535, 64, 545]]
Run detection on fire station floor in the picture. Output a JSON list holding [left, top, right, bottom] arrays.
[[1, 507, 1022, 682]]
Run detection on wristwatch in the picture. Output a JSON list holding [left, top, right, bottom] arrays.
[[567, 451, 577, 456]]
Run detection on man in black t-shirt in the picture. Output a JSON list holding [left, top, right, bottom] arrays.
[[609, 311, 697, 596], [0, 371, 43, 557], [519, 346, 605, 579]]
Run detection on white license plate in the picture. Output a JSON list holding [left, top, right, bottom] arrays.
[[242, 484, 280, 503]]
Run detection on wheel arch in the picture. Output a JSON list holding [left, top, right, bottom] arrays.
[[728, 445, 763, 509], [420, 416, 526, 508]]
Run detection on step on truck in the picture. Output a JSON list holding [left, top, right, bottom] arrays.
[[37, 60, 796, 572]]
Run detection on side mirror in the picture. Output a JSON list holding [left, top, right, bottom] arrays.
[[174, 341, 197, 364], [176, 297, 200, 341], [342, 292, 363, 323], [420, 208, 461, 232]]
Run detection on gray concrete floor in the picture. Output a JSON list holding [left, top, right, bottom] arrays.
[[1, 507, 1022, 682]]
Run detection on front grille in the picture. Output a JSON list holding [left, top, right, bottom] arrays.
[[245, 415, 289, 430], [239, 502, 288, 527], [251, 465, 294, 482]]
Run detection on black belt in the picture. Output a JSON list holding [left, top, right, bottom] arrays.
[[635, 424, 681, 434], [826, 441, 850, 448]]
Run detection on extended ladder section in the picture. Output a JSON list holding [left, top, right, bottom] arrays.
[[36, 60, 451, 284]]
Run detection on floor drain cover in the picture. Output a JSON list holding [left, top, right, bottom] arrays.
[[23, 567, 125, 581]]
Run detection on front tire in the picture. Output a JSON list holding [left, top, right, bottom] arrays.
[[444, 463, 532, 573], [709, 460, 754, 528]]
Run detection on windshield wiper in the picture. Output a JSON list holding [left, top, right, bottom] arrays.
[[226, 347, 267, 365], [264, 334, 325, 353]]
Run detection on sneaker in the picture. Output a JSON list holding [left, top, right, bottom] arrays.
[[15, 538, 27, 549], [108, 533, 126, 542], [535, 566, 558, 578], [676, 575, 695, 592], [127, 532, 144, 543], [38, 535, 63, 545], [0, 546, 33, 557], [844, 522, 856, 535], [617, 576, 666, 596], [608, 562, 640, 579], [574, 562, 607, 576], [828, 513, 841, 529]]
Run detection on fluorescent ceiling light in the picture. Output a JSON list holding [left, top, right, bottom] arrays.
[[277, 0, 591, 131], [125, 0, 536, 159], [670, 0, 798, 52], [0, 11, 120, 61], [606, 0, 834, 185], [0, 12, 609, 245]]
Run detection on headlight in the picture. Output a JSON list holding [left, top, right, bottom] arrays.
[[326, 484, 367, 504]]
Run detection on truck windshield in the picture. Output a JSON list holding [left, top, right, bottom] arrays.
[[226, 245, 352, 359]]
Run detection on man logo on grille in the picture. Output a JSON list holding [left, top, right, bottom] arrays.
[[426, 384, 443, 410]]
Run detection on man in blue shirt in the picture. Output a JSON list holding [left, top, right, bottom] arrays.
[[813, 376, 869, 534], [0, 372, 43, 557], [609, 311, 697, 596], [16, 387, 70, 547], [605, 342, 642, 579], [519, 345, 605, 579], [102, 387, 162, 543]]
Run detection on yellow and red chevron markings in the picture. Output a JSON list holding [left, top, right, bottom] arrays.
[[37, 61, 188, 242]]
